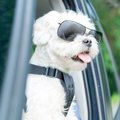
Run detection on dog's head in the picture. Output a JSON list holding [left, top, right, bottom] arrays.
[[33, 11, 102, 72]]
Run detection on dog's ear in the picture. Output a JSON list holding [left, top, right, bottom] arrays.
[[33, 11, 60, 45]]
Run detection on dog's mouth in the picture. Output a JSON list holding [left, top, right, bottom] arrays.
[[72, 51, 91, 63]]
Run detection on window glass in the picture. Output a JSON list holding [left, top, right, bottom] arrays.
[[90, 0, 120, 117], [85, 0, 97, 20], [101, 40, 120, 117]]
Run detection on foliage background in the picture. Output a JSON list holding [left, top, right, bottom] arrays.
[[91, 0, 120, 108], [91, 0, 120, 77], [0, 0, 15, 92], [91, 0, 120, 111]]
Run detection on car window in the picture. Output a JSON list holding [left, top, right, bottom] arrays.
[[85, 0, 120, 118], [89, 0, 120, 118], [85, 0, 97, 20], [101, 40, 120, 117]]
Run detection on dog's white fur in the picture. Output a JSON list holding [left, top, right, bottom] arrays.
[[23, 11, 99, 120]]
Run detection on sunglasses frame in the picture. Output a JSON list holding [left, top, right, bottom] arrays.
[[57, 20, 102, 42]]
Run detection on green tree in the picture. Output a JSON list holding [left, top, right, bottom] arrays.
[[0, 0, 15, 91]]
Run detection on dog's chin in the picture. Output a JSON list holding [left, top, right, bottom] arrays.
[[68, 60, 87, 71]]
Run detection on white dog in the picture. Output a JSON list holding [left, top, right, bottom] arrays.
[[23, 11, 101, 120]]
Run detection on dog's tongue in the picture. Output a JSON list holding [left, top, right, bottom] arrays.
[[78, 53, 91, 63]]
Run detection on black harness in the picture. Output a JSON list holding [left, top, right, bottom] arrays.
[[25, 64, 74, 116]]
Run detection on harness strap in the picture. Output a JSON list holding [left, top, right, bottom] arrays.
[[25, 64, 74, 116], [63, 73, 75, 115], [29, 64, 64, 80]]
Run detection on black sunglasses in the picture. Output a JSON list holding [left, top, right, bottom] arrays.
[[57, 20, 102, 42]]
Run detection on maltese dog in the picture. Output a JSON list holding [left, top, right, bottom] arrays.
[[23, 11, 102, 120]]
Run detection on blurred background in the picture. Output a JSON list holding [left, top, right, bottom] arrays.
[[92, 0, 120, 78], [0, 0, 16, 91], [91, 0, 120, 115]]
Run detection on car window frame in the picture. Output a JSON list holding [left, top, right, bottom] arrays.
[[84, 0, 120, 119], [0, 0, 36, 120]]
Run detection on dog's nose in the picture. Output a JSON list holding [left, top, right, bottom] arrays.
[[82, 39, 92, 47]]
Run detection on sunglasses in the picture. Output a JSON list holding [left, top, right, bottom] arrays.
[[57, 20, 102, 42]]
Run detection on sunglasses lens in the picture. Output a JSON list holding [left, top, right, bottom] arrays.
[[57, 21, 85, 41]]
